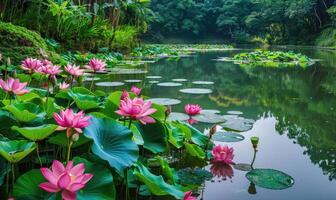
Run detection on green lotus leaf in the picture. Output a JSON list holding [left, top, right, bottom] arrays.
[[175, 121, 209, 147], [167, 123, 184, 149], [3, 102, 45, 123], [84, 117, 139, 174], [117, 121, 144, 145], [68, 90, 100, 110], [0, 157, 10, 186], [16, 92, 42, 102], [221, 116, 255, 132], [154, 156, 178, 184], [0, 140, 36, 163], [150, 103, 166, 120], [184, 142, 206, 159], [133, 163, 184, 199], [139, 119, 168, 153], [48, 132, 90, 148], [212, 131, 245, 142], [246, 169, 295, 190], [12, 124, 58, 141], [177, 167, 213, 185], [0, 110, 19, 136]]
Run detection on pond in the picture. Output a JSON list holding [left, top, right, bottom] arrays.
[[91, 46, 336, 200]]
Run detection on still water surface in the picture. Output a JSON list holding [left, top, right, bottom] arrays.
[[95, 47, 336, 200]]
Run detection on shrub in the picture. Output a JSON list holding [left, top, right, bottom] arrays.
[[112, 26, 139, 52]]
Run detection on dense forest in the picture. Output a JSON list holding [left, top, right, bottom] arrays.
[[148, 0, 336, 46]]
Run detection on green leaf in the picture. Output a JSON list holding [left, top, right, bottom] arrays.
[[246, 169, 295, 190], [0, 110, 19, 136], [16, 92, 42, 102], [183, 142, 205, 159], [151, 103, 166, 120], [155, 156, 177, 184], [12, 124, 58, 141], [0, 140, 36, 163], [48, 132, 90, 148], [0, 157, 10, 186], [68, 91, 100, 110], [212, 131, 245, 142], [139, 120, 168, 153], [3, 102, 45, 123], [167, 123, 184, 148], [175, 121, 209, 147], [84, 117, 139, 174], [133, 163, 184, 199]]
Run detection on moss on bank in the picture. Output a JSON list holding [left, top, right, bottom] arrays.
[[315, 27, 336, 48], [0, 21, 64, 64]]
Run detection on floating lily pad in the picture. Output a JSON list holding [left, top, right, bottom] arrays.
[[221, 116, 255, 132], [84, 77, 100, 81], [148, 80, 159, 84], [177, 167, 213, 185], [157, 82, 183, 87], [95, 82, 124, 87], [192, 113, 226, 124], [212, 131, 245, 142], [233, 163, 252, 171], [147, 98, 181, 106], [227, 111, 243, 115], [124, 79, 142, 83], [108, 68, 148, 74], [246, 169, 295, 190], [0, 140, 36, 163], [192, 81, 214, 85], [179, 88, 213, 94], [201, 109, 221, 114], [172, 79, 188, 82], [146, 76, 162, 79], [167, 112, 189, 121]]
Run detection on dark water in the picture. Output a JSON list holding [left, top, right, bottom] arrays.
[[95, 47, 336, 200]]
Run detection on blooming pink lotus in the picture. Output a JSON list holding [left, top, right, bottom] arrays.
[[59, 82, 70, 90], [65, 64, 84, 77], [41, 65, 62, 77], [184, 191, 197, 200], [184, 104, 202, 116], [121, 90, 129, 100], [115, 97, 157, 124], [130, 86, 141, 96], [211, 144, 234, 164], [210, 162, 234, 180], [21, 58, 42, 73], [85, 58, 106, 72], [42, 59, 52, 66], [39, 160, 93, 200], [0, 77, 29, 96], [54, 109, 92, 137]]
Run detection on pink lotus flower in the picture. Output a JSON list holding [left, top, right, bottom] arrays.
[[54, 109, 92, 137], [115, 97, 157, 124], [85, 58, 106, 72], [130, 86, 141, 96], [211, 145, 234, 164], [65, 64, 84, 77], [121, 90, 129, 100], [41, 65, 62, 77], [184, 191, 197, 200], [184, 104, 202, 116], [42, 59, 52, 66], [59, 82, 70, 90], [210, 162, 234, 180], [39, 160, 93, 200], [0, 77, 29, 96], [21, 58, 42, 73]]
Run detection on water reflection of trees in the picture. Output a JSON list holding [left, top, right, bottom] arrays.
[[149, 52, 336, 180]]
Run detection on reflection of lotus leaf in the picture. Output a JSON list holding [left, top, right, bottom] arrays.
[[233, 163, 252, 171], [246, 169, 295, 190], [168, 112, 189, 121], [177, 167, 213, 185], [147, 98, 181, 106], [180, 88, 213, 94], [221, 116, 255, 132], [157, 82, 183, 87], [212, 131, 245, 142]]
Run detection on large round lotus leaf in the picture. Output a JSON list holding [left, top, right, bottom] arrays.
[[12, 124, 58, 141], [0, 110, 19, 135], [13, 158, 116, 200], [139, 120, 168, 153], [168, 112, 189, 121], [233, 163, 252, 171], [68, 90, 101, 110], [172, 78, 188, 82], [108, 68, 147, 74], [124, 79, 142, 83], [3, 102, 45, 123], [133, 163, 184, 199], [95, 82, 124, 87], [177, 167, 213, 185], [246, 169, 295, 190], [192, 113, 226, 124], [147, 98, 181, 106], [148, 80, 159, 84], [84, 117, 139, 174], [174, 121, 209, 147], [0, 140, 36, 163], [179, 88, 213, 94], [192, 81, 214, 85], [184, 142, 206, 159], [201, 109, 221, 114], [146, 76, 162, 79], [84, 77, 101, 81], [221, 117, 255, 132], [227, 110, 243, 115], [157, 82, 183, 87], [212, 131, 245, 142]]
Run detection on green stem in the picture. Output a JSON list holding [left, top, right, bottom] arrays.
[[46, 79, 50, 113], [89, 72, 96, 91], [6, 162, 9, 197], [11, 163, 14, 195], [128, 119, 133, 129], [36, 142, 42, 167], [250, 148, 257, 169], [125, 169, 129, 200], [66, 139, 72, 163]]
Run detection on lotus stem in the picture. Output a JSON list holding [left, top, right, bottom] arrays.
[[36, 142, 42, 167], [128, 119, 133, 129], [11, 163, 15, 194], [46, 79, 50, 113], [6, 162, 9, 197], [89, 72, 95, 91], [250, 148, 257, 169], [66, 139, 73, 164]]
